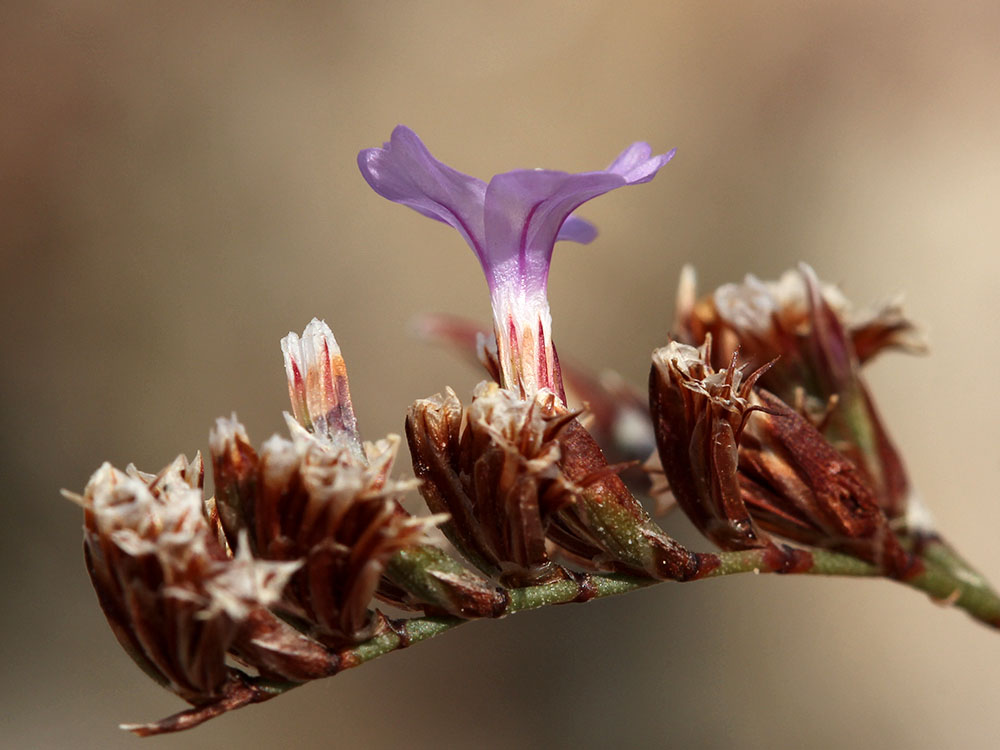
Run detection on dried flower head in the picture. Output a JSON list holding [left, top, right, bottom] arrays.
[[359, 126, 674, 399], [407, 382, 575, 585], [673, 264, 924, 520], [650, 339, 917, 577], [212, 415, 442, 646], [211, 319, 504, 635], [67, 456, 333, 708], [648, 340, 771, 551]]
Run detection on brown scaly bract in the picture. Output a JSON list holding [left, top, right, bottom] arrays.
[[407, 383, 577, 586], [407, 381, 716, 585]]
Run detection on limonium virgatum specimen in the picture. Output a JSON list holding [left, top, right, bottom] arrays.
[[66, 126, 1000, 736]]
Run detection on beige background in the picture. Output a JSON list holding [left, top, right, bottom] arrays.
[[3, 2, 1000, 748]]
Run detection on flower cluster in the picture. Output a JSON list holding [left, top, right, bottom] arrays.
[[67, 455, 339, 734], [211, 318, 505, 640], [67, 126, 1000, 736], [649, 339, 914, 577], [672, 264, 924, 520]]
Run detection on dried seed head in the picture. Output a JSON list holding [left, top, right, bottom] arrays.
[[71, 457, 322, 704], [209, 318, 505, 631], [672, 264, 922, 520], [211, 413, 441, 646], [648, 340, 771, 551], [650, 340, 916, 576]]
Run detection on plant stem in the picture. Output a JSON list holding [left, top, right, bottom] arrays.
[[126, 545, 1000, 736], [347, 547, 1000, 672]]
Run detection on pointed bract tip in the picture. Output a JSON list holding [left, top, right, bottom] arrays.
[[208, 413, 249, 455]]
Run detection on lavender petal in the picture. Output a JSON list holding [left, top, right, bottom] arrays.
[[556, 215, 598, 244], [606, 142, 677, 184], [357, 126, 488, 259]]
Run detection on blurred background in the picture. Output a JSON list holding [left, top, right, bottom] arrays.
[[3, 1, 1000, 747]]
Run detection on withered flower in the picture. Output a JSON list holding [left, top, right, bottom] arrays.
[[211, 319, 505, 639], [67, 456, 335, 710], [650, 340, 917, 578], [672, 264, 925, 520]]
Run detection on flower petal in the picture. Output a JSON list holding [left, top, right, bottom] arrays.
[[556, 215, 598, 244], [357, 126, 488, 259], [606, 142, 677, 184]]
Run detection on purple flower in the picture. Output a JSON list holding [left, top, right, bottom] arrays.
[[358, 126, 674, 399]]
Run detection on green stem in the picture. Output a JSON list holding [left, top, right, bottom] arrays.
[[905, 560, 1000, 626], [279, 547, 1000, 681], [710, 548, 877, 578]]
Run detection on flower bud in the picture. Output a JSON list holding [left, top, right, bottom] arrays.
[[281, 317, 364, 460]]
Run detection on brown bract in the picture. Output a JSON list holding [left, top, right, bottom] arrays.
[[650, 340, 918, 578], [649, 339, 773, 551]]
